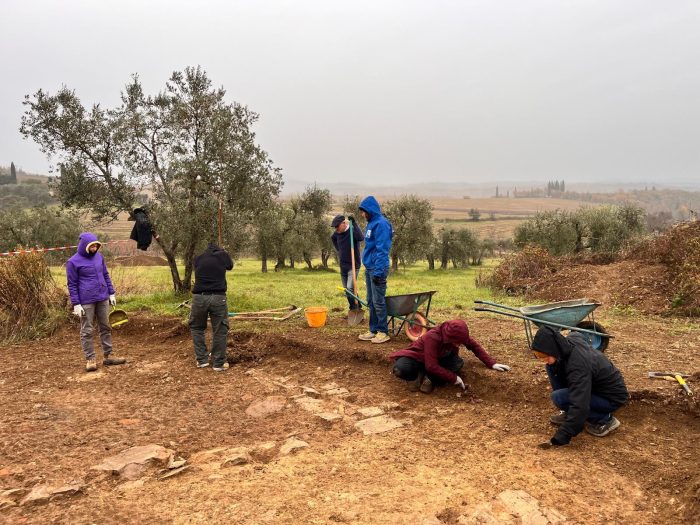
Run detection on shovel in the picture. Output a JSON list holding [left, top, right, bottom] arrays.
[[347, 217, 364, 326]]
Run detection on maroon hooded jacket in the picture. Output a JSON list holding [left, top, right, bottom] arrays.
[[389, 320, 496, 383]]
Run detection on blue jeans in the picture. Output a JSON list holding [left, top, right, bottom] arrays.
[[365, 268, 388, 334], [340, 268, 361, 310], [546, 364, 618, 424]]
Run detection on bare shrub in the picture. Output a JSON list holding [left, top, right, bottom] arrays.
[[0, 253, 68, 342], [486, 246, 560, 295]]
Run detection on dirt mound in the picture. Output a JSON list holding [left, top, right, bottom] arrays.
[[112, 254, 168, 266], [490, 221, 700, 316]]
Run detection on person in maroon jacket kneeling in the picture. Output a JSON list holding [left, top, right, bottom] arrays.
[[389, 319, 511, 393]]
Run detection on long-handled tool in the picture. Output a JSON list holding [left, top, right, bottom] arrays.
[[648, 371, 693, 396], [347, 218, 364, 326], [229, 305, 301, 321]]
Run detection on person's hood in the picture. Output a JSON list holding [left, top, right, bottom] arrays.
[[77, 232, 101, 257], [204, 242, 224, 254], [358, 196, 382, 219], [531, 326, 572, 358], [438, 319, 470, 345]]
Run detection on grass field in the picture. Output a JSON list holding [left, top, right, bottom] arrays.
[[51, 258, 506, 321]]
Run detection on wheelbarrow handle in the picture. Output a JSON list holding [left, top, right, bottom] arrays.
[[337, 286, 369, 308], [474, 307, 613, 339], [474, 300, 521, 313]]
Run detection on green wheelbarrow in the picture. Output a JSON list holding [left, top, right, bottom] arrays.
[[340, 287, 438, 341], [474, 298, 612, 351]]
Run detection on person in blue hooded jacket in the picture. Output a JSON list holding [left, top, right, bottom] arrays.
[[357, 196, 393, 343], [66, 232, 127, 372]]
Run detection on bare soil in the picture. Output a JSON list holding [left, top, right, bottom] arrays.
[[0, 313, 698, 524]]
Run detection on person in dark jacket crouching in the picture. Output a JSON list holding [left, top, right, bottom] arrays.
[[190, 243, 234, 372], [389, 319, 511, 394], [533, 326, 629, 448]]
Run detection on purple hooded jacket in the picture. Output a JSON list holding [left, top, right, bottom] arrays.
[[66, 232, 115, 306]]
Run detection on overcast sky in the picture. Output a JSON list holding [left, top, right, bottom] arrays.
[[1, 0, 699, 186]]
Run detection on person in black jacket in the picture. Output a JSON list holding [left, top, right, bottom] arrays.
[[330, 215, 364, 313], [533, 326, 629, 447], [189, 243, 234, 372]]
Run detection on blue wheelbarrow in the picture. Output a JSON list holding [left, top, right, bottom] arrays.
[[340, 287, 438, 341], [474, 298, 612, 351]]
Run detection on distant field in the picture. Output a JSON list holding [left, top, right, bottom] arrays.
[[93, 197, 594, 245]]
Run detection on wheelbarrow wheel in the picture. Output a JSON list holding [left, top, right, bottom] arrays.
[[575, 321, 609, 352], [405, 312, 428, 342]]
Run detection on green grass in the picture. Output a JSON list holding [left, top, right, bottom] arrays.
[[51, 258, 510, 322]]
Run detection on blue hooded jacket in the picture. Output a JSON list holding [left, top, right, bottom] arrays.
[[359, 196, 393, 277], [66, 232, 115, 306]]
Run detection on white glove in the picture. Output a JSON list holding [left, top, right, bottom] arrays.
[[73, 304, 85, 317], [109, 294, 117, 306], [454, 376, 466, 390], [492, 363, 511, 372]]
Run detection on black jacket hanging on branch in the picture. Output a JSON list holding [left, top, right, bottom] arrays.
[[129, 208, 154, 251]]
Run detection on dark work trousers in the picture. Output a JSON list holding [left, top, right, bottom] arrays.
[[393, 353, 464, 385], [189, 293, 229, 368], [546, 364, 620, 424]]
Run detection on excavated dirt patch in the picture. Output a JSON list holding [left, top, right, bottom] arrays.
[[0, 314, 698, 524]]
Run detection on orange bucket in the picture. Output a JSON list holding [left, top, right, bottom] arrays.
[[304, 307, 328, 328]]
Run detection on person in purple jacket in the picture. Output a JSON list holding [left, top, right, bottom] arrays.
[[66, 232, 127, 372]]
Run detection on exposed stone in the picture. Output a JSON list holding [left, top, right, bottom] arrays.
[[167, 458, 187, 470], [325, 387, 350, 397], [279, 437, 309, 456], [245, 396, 287, 419], [19, 485, 52, 506], [357, 406, 383, 418], [0, 497, 17, 510], [50, 483, 83, 498], [251, 441, 278, 463], [294, 396, 324, 414], [189, 447, 228, 465], [91, 444, 175, 479], [497, 490, 560, 525], [159, 465, 190, 480], [316, 412, 342, 426], [302, 386, 321, 399], [379, 401, 401, 412], [0, 488, 28, 500], [321, 382, 339, 390], [221, 448, 251, 467], [354, 415, 404, 435]]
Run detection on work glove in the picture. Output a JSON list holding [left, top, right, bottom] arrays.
[[454, 376, 466, 390], [492, 363, 511, 372], [73, 304, 85, 317], [109, 294, 117, 306]]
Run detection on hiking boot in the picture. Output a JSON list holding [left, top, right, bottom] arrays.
[[197, 362, 210, 368], [103, 356, 126, 366], [358, 331, 376, 341], [408, 371, 425, 392], [585, 416, 621, 437], [419, 376, 434, 394], [549, 410, 567, 426], [85, 359, 97, 372], [371, 332, 391, 344]]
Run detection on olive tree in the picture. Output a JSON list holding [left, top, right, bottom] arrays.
[[383, 195, 433, 270], [20, 67, 282, 292]]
